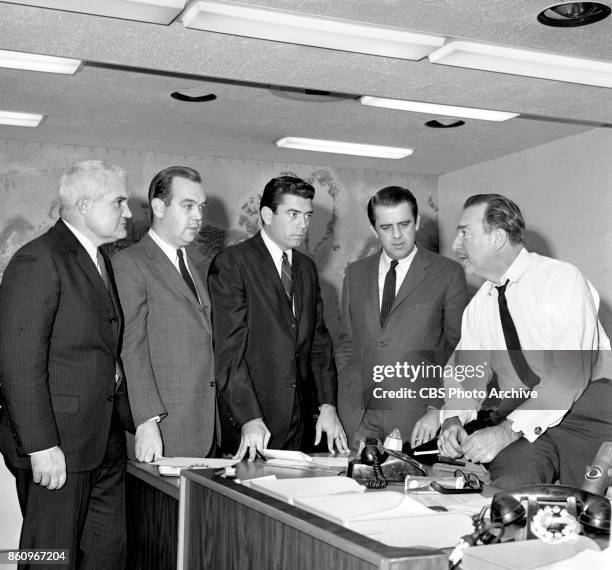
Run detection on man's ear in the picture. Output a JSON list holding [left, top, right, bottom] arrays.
[[492, 227, 508, 250], [415, 214, 421, 232], [76, 197, 90, 218], [151, 197, 165, 219], [260, 206, 273, 226], [369, 223, 379, 239]]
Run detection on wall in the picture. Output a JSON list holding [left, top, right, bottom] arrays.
[[438, 127, 612, 333], [0, 137, 439, 340]]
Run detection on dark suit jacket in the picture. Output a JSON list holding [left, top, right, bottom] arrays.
[[0, 219, 132, 472], [336, 247, 467, 444], [112, 234, 217, 457], [208, 232, 337, 452]]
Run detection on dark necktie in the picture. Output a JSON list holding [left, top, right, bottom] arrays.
[[97, 249, 123, 390], [380, 259, 398, 327], [177, 249, 199, 303], [495, 279, 540, 389], [281, 251, 293, 306], [96, 249, 110, 290]]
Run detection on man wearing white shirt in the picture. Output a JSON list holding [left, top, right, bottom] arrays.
[[0, 160, 134, 569], [112, 166, 217, 461], [436, 194, 612, 488], [336, 186, 467, 448], [208, 176, 348, 461]]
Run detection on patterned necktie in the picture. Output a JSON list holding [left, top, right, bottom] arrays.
[[96, 249, 110, 290], [281, 251, 293, 306], [496, 279, 540, 388], [177, 249, 199, 303], [380, 259, 398, 327]]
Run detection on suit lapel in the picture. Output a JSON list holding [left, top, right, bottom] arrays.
[[55, 220, 113, 304], [364, 252, 384, 333], [252, 233, 295, 324], [387, 247, 428, 321], [187, 254, 212, 334], [141, 235, 209, 327]]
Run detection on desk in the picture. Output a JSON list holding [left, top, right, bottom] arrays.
[[178, 462, 449, 570], [126, 461, 180, 570]]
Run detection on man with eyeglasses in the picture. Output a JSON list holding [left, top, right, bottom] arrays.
[[113, 166, 217, 461], [208, 176, 348, 461]]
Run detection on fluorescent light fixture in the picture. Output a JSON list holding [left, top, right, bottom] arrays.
[[276, 137, 413, 159], [0, 111, 44, 127], [182, 1, 444, 59], [6, 1, 186, 25], [360, 96, 519, 122], [429, 40, 612, 89], [0, 49, 82, 75]]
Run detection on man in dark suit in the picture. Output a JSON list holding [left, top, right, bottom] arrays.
[[112, 166, 217, 461], [0, 160, 134, 570], [208, 176, 348, 460], [336, 186, 467, 449]]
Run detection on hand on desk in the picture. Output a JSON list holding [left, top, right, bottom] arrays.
[[30, 446, 66, 490], [235, 418, 271, 462], [135, 419, 163, 463], [461, 421, 521, 464], [315, 404, 349, 454], [438, 417, 468, 458]]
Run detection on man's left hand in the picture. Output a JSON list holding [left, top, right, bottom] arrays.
[[461, 420, 521, 463], [314, 404, 349, 454]]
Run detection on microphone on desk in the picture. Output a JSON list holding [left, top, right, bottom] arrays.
[[581, 441, 612, 496]]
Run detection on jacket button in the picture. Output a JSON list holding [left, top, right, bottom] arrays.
[[291, 383, 296, 388], [107, 395, 115, 402], [534, 426, 542, 435], [210, 381, 216, 387]]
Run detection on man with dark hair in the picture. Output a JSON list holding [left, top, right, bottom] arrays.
[[208, 175, 348, 460], [0, 160, 134, 569], [112, 166, 217, 461], [436, 193, 612, 488], [337, 186, 467, 447]]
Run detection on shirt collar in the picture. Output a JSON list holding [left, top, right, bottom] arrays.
[[62, 218, 98, 264], [487, 246, 529, 295], [261, 229, 293, 264], [380, 245, 418, 271], [148, 228, 183, 264]]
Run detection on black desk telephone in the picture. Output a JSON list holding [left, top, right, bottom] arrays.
[[346, 438, 426, 488], [490, 484, 610, 538]]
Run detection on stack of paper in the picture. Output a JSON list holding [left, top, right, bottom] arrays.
[[249, 476, 364, 504], [262, 449, 348, 470], [153, 457, 237, 476]]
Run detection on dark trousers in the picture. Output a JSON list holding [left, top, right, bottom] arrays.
[[8, 419, 127, 570], [489, 379, 612, 489]]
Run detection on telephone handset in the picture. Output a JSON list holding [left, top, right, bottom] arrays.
[[490, 484, 610, 539], [347, 438, 427, 488]]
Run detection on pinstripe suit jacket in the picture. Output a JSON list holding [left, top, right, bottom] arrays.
[[0, 219, 133, 472]]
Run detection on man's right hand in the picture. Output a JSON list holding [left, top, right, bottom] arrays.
[[135, 420, 163, 462], [437, 416, 468, 458], [30, 446, 66, 490], [235, 418, 271, 462]]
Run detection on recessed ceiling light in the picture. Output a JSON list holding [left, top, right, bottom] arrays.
[[428, 40, 612, 89], [360, 96, 518, 121], [537, 2, 611, 27], [171, 90, 217, 102], [425, 119, 465, 128], [0, 49, 82, 74], [182, 1, 444, 60], [5, 1, 186, 25], [0, 110, 44, 127], [276, 137, 413, 159]]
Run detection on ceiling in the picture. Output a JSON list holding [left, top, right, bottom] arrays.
[[0, 0, 611, 174]]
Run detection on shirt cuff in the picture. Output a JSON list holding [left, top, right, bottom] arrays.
[[506, 409, 567, 442], [440, 409, 476, 426], [28, 446, 57, 456]]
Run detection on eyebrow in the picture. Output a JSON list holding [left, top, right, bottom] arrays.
[[286, 208, 313, 214]]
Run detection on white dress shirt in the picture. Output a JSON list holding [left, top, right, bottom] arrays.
[[377, 246, 418, 310], [442, 247, 611, 441]]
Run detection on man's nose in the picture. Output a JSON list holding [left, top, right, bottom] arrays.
[[123, 203, 132, 219]]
